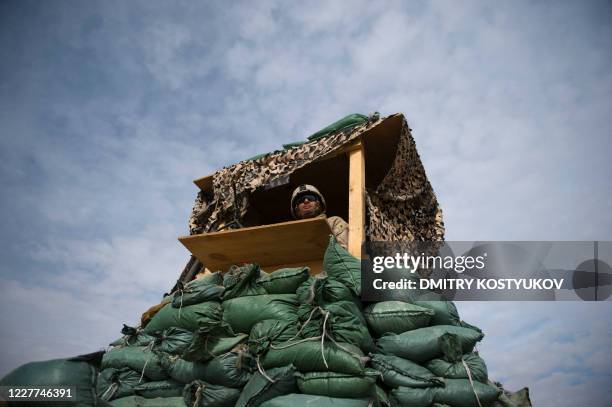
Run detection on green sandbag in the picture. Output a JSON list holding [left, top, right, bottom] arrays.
[[494, 387, 532, 407], [377, 325, 484, 363], [374, 385, 390, 407], [369, 353, 443, 388], [133, 380, 183, 398], [153, 327, 193, 355], [101, 347, 166, 381], [222, 263, 267, 300], [324, 301, 375, 352], [163, 349, 252, 387], [110, 325, 157, 347], [143, 301, 222, 333], [296, 369, 379, 398], [295, 305, 325, 339], [307, 113, 369, 141], [390, 386, 433, 407], [109, 396, 186, 407], [297, 275, 359, 305], [411, 297, 483, 334], [198, 271, 224, 285], [248, 319, 300, 355], [297, 302, 374, 353], [510, 388, 532, 407], [97, 368, 142, 401], [198, 348, 252, 387], [183, 380, 241, 407], [111, 327, 193, 355], [161, 354, 206, 384], [222, 294, 298, 334], [182, 330, 248, 363], [459, 319, 484, 334], [259, 394, 373, 407], [364, 301, 434, 336], [0, 355, 104, 407], [172, 278, 225, 308], [257, 267, 310, 294], [235, 365, 297, 407], [425, 352, 488, 383], [323, 235, 361, 295], [296, 302, 323, 339], [389, 379, 501, 407], [412, 300, 461, 326], [261, 341, 366, 375]]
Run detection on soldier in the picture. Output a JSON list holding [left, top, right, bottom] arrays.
[[291, 184, 349, 249]]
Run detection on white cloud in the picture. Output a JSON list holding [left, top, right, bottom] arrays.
[[1, 2, 611, 405], [0, 222, 188, 375], [460, 302, 612, 406]]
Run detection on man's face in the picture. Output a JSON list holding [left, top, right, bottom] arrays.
[[295, 194, 322, 219]]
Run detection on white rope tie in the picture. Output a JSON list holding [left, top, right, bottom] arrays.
[[461, 357, 483, 407], [268, 306, 367, 372], [100, 382, 118, 401], [139, 342, 155, 384], [287, 306, 322, 343], [317, 308, 369, 365], [178, 289, 185, 319], [193, 382, 204, 407], [270, 336, 321, 350], [320, 310, 331, 369], [256, 356, 276, 383], [306, 280, 317, 304]]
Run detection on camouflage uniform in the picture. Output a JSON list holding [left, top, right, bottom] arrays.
[[327, 215, 348, 249]]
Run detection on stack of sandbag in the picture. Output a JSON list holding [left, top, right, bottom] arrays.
[[98, 262, 313, 407], [375, 323, 499, 407], [259, 236, 530, 407], [252, 236, 387, 407], [220, 263, 304, 335], [99, 271, 251, 406], [0, 236, 530, 407], [232, 240, 527, 407], [221, 263, 307, 406], [362, 272, 507, 406]]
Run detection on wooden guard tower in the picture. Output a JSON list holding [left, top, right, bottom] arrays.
[[177, 114, 441, 276]]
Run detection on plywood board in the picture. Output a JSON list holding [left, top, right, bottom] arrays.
[[194, 174, 213, 192], [179, 217, 331, 272]]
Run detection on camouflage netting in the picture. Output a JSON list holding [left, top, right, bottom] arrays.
[[188, 113, 444, 243]]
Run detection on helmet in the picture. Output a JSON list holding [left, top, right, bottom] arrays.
[[291, 184, 326, 218]]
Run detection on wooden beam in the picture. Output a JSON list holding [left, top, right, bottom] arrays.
[[194, 174, 213, 193], [178, 217, 331, 273], [347, 141, 365, 257]]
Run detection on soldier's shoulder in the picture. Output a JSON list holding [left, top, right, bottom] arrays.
[[327, 215, 348, 227]]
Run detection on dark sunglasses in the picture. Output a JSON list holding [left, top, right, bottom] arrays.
[[296, 194, 318, 204]]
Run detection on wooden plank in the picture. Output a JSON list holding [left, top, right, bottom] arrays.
[[178, 217, 331, 272], [194, 174, 213, 192], [347, 141, 365, 257]]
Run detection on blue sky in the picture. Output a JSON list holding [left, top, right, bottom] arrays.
[[1, 1, 611, 406]]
